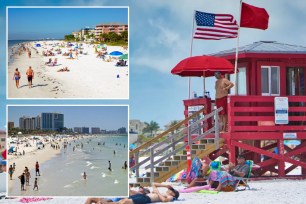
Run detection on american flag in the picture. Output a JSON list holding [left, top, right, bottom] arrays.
[[194, 11, 238, 40]]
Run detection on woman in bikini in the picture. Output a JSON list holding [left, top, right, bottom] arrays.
[[13, 68, 21, 88]]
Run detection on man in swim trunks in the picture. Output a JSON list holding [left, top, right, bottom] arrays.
[[26, 66, 34, 88], [215, 71, 234, 132], [85, 183, 179, 204]]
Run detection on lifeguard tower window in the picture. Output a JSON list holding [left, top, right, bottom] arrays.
[[261, 66, 280, 96], [286, 67, 305, 96], [229, 67, 246, 95]]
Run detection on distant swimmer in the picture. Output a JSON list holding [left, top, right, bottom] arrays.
[[108, 161, 112, 171], [113, 150, 116, 155], [33, 178, 38, 190], [83, 172, 87, 180]]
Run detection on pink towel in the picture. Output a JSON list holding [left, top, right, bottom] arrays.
[[19, 197, 52, 203]]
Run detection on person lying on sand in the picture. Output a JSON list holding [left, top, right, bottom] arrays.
[[85, 185, 151, 204], [45, 58, 52, 65], [57, 67, 70, 72], [85, 183, 179, 204]]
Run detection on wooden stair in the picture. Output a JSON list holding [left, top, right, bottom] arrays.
[[133, 138, 224, 187]]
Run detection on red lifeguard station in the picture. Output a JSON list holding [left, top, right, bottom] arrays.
[[130, 41, 306, 187], [183, 41, 306, 177]]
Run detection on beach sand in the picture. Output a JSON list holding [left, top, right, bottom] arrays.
[[7, 137, 64, 194], [8, 41, 129, 99], [2, 179, 306, 203]]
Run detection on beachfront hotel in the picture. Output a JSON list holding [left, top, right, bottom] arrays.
[[91, 127, 101, 134], [95, 22, 128, 39], [19, 115, 41, 130], [41, 113, 64, 131]]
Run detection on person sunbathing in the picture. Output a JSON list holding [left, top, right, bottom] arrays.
[[57, 67, 70, 72], [45, 58, 52, 65], [85, 183, 178, 204]]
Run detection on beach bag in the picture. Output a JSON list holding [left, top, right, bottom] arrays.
[[186, 157, 202, 184]]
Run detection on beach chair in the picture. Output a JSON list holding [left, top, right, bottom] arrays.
[[234, 160, 253, 191]]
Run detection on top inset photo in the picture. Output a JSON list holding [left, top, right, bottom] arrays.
[[7, 7, 129, 99]]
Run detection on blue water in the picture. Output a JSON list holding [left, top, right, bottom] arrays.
[[9, 135, 129, 197]]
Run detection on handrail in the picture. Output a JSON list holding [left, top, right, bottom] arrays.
[[131, 107, 224, 184], [129, 107, 206, 155]]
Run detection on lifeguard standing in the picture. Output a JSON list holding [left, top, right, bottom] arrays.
[[214, 71, 234, 132]]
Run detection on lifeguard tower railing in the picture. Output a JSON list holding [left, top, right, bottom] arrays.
[[227, 95, 306, 177], [130, 107, 223, 185]]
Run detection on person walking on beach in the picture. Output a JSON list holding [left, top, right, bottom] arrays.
[[25, 168, 31, 186], [33, 178, 38, 190], [123, 161, 127, 170], [215, 71, 234, 132], [26, 66, 34, 88], [18, 173, 26, 191], [9, 165, 14, 180], [35, 161, 40, 176], [13, 163, 16, 171], [108, 161, 112, 171], [13, 68, 21, 89]]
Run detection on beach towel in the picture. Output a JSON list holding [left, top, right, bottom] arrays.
[[186, 157, 202, 184], [19, 197, 52, 203], [179, 185, 213, 193], [168, 169, 187, 182]]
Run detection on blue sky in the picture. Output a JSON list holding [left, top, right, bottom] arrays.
[[8, 106, 128, 129], [1, 0, 306, 130], [8, 8, 128, 40]]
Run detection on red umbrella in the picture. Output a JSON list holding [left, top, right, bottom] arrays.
[[171, 55, 235, 77], [2, 149, 6, 160]]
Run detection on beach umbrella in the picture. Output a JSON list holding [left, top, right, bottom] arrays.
[[171, 55, 235, 96], [1, 149, 6, 160], [171, 55, 235, 77], [119, 54, 128, 60], [129, 143, 136, 150], [109, 51, 123, 56]]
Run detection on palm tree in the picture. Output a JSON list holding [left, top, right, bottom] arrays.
[[121, 31, 128, 42], [143, 121, 160, 137]]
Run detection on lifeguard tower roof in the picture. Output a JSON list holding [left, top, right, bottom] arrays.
[[212, 41, 306, 56]]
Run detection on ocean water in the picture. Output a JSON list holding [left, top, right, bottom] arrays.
[[9, 135, 129, 197]]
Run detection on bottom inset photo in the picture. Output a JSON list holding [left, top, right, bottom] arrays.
[[7, 105, 128, 197]]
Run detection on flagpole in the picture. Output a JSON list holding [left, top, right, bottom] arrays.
[[189, 10, 196, 99], [233, 0, 243, 95], [187, 10, 196, 149]]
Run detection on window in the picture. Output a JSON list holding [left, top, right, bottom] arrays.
[[229, 67, 247, 95], [261, 66, 280, 96]]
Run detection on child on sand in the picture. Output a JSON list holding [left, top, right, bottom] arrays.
[[33, 178, 38, 190]]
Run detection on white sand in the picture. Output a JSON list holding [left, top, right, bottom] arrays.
[[2, 179, 306, 203], [8, 41, 129, 99], [7, 136, 73, 194]]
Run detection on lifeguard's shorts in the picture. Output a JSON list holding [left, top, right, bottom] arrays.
[[216, 96, 227, 115]]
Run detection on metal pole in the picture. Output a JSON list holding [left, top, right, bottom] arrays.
[[215, 109, 220, 150], [135, 151, 139, 178], [233, 0, 243, 95], [188, 10, 196, 153], [150, 148, 154, 185]]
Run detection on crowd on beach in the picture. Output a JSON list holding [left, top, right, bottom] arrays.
[[9, 40, 129, 98], [8, 135, 128, 196]]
